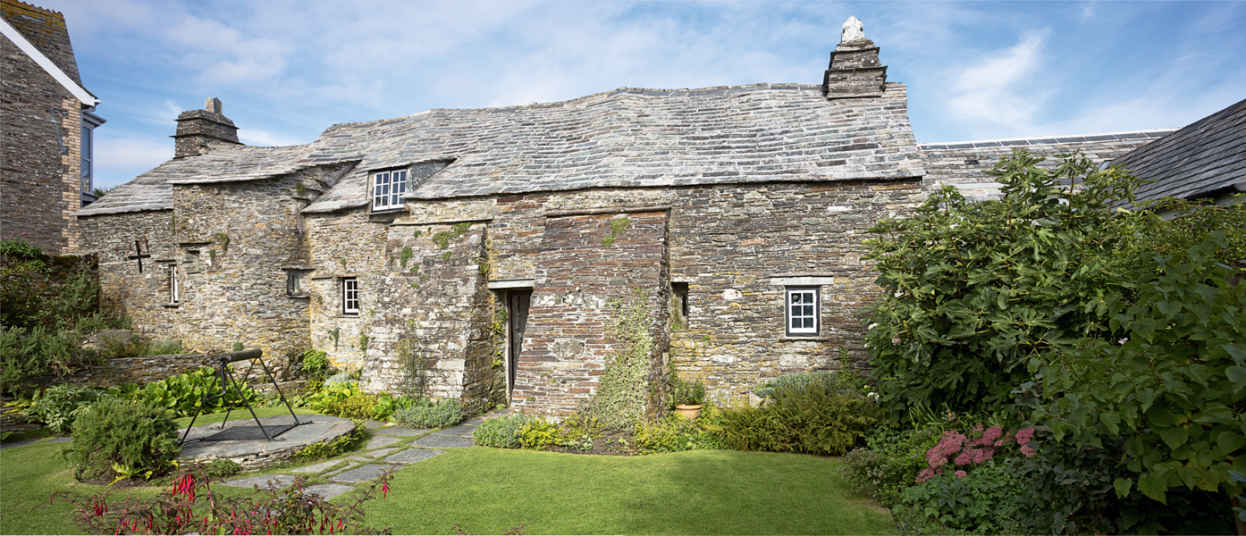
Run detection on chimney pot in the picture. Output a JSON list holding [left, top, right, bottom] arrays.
[[205, 97, 222, 115]]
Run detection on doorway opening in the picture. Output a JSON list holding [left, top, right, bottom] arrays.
[[504, 289, 531, 403]]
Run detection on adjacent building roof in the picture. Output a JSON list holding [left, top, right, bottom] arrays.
[[0, 0, 96, 106], [919, 131, 1172, 186], [1113, 97, 1246, 202]]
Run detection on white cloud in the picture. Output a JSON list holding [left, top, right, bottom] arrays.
[[944, 31, 1049, 129], [237, 128, 305, 147], [94, 134, 171, 187]]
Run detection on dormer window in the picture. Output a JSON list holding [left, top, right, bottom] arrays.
[[372, 168, 408, 211]]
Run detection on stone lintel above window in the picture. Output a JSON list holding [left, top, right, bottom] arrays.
[[769, 276, 836, 286]]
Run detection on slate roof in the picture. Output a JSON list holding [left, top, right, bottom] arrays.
[[85, 83, 928, 216], [919, 130, 1173, 188], [79, 145, 317, 216], [1112, 97, 1246, 202], [303, 83, 926, 212]]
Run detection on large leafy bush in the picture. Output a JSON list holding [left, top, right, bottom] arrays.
[[864, 153, 1146, 416], [24, 384, 103, 434], [136, 367, 257, 418], [66, 397, 180, 482]]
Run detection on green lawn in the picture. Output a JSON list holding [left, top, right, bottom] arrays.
[[1, 416, 894, 534], [365, 448, 894, 534]]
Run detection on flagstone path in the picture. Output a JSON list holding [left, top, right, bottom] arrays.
[[220, 414, 489, 500]]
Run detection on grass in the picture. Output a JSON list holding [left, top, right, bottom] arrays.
[[1, 416, 895, 534], [363, 448, 895, 534]]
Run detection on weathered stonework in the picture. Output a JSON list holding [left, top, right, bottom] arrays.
[[1, 0, 92, 254]]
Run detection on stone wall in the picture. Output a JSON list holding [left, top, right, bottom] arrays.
[[78, 210, 179, 337], [511, 210, 670, 416], [1, 32, 83, 254], [403, 179, 922, 409], [166, 175, 311, 369]]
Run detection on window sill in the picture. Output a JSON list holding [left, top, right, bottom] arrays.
[[288, 293, 310, 300], [163, 303, 180, 309], [780, 335, 831, 342]]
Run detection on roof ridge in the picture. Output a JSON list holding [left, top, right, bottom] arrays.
[[320, 83, 825, 131]]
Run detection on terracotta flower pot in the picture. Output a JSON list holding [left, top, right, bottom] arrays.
[[674, 404, 703, 420]]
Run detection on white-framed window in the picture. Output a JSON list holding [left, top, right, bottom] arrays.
[[167, 263, 180, 305], [342, 277, 359, 315], [372, 169, 408, 211], [785, 287, 818, 336]]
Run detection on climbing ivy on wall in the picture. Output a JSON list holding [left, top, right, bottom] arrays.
[[601, 216, 631, 247], [587, 290, 653, 430]]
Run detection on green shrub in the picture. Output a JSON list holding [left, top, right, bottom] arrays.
[[473, 415, 535, 449], [634, 414, 701, 453], [137, 367, 257, 418], [518, 418, 559, 450], [370, 393, 414, 422], [300, 349, 330, 378], [300, 379, 360, 413], [395, 398, 463, 429], [203, 458, 242, 478], [585, 292, 652, 430], [893, 462, 1024, 534], [841, 425, 947, 506], [0, 325, 95, 395], [722, 373, 881, 456], [24, 384, 103, 434], [66, 397, 179, 482], [146, 338, 183, 355], [672, 376, 706, 406]]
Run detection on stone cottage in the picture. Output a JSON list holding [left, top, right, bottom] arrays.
[[1, 0, 103, 254], [76, 19, 1166, 415]]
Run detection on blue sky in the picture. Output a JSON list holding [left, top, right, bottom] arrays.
[[40, 0, 1246, 189]]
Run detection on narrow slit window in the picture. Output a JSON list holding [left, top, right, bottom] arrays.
[[785, 287, 818, 336], [168, 264, 180, 305], [342, 278, 359, 315]]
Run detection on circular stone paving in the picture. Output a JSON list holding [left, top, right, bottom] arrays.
[[179, 415, 355, 470]]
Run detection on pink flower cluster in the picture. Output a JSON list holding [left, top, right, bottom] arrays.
[[916, 425, 1037, 483]]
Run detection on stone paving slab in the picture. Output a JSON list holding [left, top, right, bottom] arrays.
[[303, 483, 355, 501], [363, 447, 400, 459], [413, 432, 474, 448], [289, 459, 342, 474], [222, 474, 298, 489], [386, 448, 444, 465], [364, 435, 403, 450], [180, 416, 355, 470], [329, 463, 397, 484], [372, 426, 428, 437]]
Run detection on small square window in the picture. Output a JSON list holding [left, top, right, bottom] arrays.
[[372, 168, 409, 211], [342, 277, 359, 315], [287, 271, 304, 297], [785, 287, 818, 336]]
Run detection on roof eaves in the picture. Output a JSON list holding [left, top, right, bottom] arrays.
[[0, 16, 96, 106]]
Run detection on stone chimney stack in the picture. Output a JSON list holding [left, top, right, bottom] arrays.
[[821, 16, 888, 99], [173, 97, 240, 158]]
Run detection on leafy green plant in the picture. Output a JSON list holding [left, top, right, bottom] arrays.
[[671, 376, 706, 406], [473, 415, 536, 449], [137, 367, 257, 418], [863, 152, 1148, 418], [634, 414, 701, 453], [586, 291, 653, 430], [841, 424, 950, 506], [893, 461, 1024, 534], [518, 418, 559, 450], [395, 398, 463, 429], [66, 397, 179, 482], [203, 458, 242, 478], [1031, 231, 1246, 504], [721, 373, 881, 456], [24, 384, 103, 434], [301, 349, 329, 378]]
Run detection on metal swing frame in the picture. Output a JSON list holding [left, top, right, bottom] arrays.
[[179, 348, 305, 444]]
